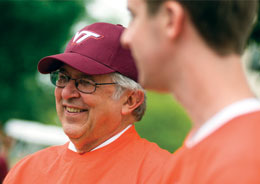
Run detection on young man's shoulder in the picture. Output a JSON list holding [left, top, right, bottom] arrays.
[[161, 111, 260, 184], [208, 110, 260, 149], [189, 110, 260, 161]]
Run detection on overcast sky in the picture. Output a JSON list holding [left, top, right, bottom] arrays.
[[87, 0, 130, 27]]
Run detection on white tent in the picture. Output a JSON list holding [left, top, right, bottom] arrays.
[[4, 119, 69, 146]]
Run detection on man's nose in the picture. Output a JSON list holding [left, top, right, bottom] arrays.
[[61, 80, 80, 99]]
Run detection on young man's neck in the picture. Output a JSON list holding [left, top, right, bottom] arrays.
[[171, 52, 255, 132]]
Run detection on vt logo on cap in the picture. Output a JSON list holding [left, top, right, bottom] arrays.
[[73, 30, 103, 44], [38, 22, 138, 82]]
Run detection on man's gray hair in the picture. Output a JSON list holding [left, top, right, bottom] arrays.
[[110, 73, 146, 121]]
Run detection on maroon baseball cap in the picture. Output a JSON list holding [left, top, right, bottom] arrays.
[[38, 22, 138, 82]]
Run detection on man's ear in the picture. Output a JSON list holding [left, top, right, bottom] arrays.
[[121, 90, 145, 115], [162, 1, 185, 40]]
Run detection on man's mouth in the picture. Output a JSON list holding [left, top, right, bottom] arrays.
[[65, 107, 87, 113]]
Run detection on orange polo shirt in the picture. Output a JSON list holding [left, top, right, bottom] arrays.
[[4, 126, 171, 184], [161, 111, 260, 184]]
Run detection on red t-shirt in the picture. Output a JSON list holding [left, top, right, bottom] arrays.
[[4, 126, 171, 184], [161, 111, 260, 184]]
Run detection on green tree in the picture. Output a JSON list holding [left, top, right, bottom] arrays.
[[249, 3, 260, 71], [250, 2, 260, 44], [0, 0, 91, 125], [136, 92, 191, 153]]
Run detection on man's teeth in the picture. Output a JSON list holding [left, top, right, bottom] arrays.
[[66, 107, 84, 113]]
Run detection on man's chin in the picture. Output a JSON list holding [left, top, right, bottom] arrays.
[[63, 126, 83, 139], [137, 72, 147, 88], [140, 76, 170, 93], [138, 72, 154, 89]]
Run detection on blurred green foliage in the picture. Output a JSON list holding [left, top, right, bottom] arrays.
[[136, 92, 191, 153], [249, 2, 260, 44], [0, 0, 87, 125], [249, 3, 260, 71]]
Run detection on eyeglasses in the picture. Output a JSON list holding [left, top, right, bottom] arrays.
[[50, 70, 117, 94]]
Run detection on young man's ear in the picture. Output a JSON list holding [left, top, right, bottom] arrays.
[[121, 90, 144, 115], [161, 1, 185, 40]]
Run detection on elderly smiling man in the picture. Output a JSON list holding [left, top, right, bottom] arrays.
[[4, 22, 171, 184]]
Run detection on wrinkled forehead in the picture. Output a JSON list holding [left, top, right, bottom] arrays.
[[59, 64, 93, 78]]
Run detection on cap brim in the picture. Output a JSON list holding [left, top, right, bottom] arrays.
[[38, 52, 115, 75]]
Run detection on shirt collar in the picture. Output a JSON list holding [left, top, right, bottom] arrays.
[[186, 98, 260, 148], [68, 124, 132, 152]]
